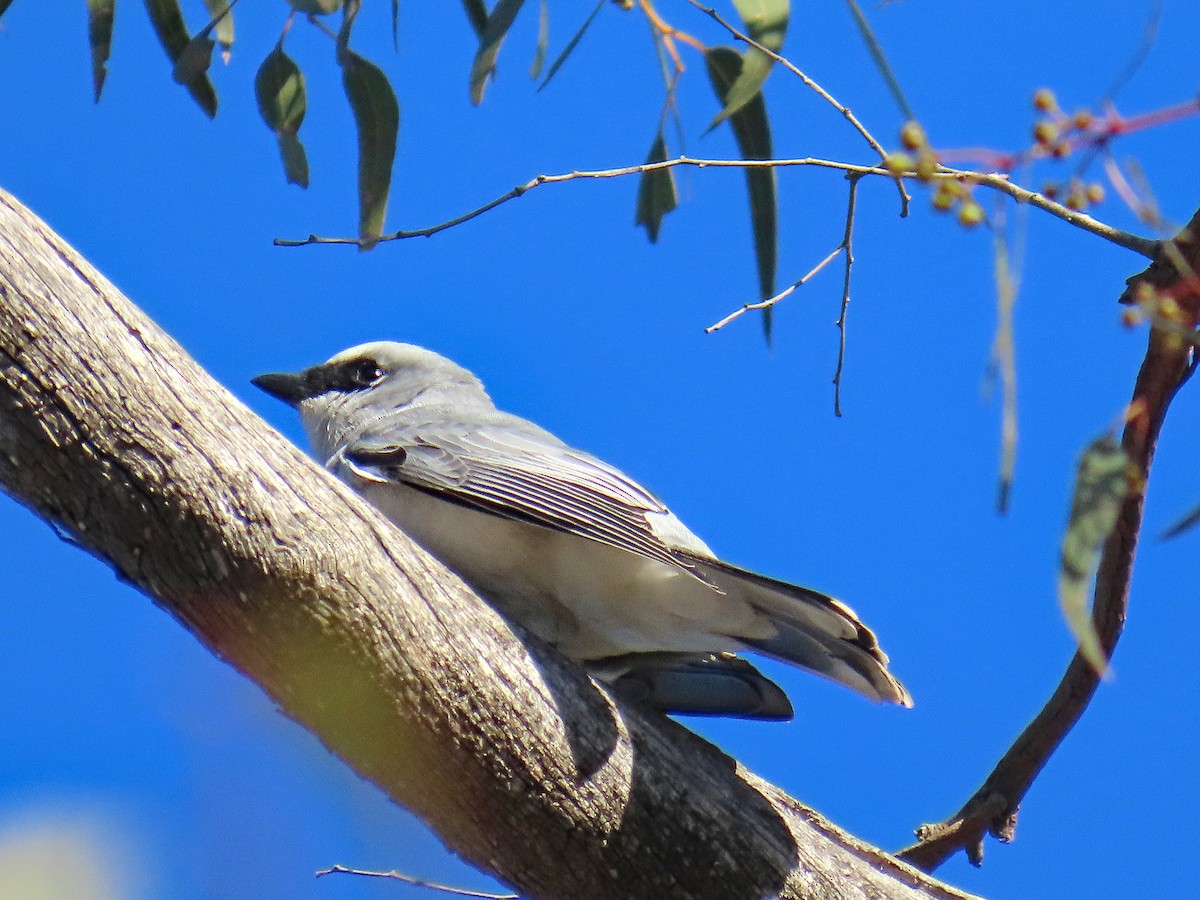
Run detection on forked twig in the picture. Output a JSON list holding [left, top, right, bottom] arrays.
[[685, 0, 910, 216], [277, 157, 1156, 258]]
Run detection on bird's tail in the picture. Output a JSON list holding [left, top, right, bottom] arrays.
[[678, 553, 913, 708]]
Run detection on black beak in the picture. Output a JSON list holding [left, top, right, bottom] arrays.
[[251, 371, 310, 407]]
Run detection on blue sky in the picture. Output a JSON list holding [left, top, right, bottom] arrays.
[[1, 1, 1197, 898]]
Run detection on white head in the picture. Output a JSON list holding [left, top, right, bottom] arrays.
[[252, 341, 490, 460]]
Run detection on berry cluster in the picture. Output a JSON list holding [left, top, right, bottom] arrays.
[[885, 122, 985, 228], [1030, 89, 1107, 211]]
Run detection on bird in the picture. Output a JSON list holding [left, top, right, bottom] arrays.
[[252, 341, 912, 719]]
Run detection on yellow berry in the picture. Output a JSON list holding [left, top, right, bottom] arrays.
[[1072, 109, 1095, 130], [1051, 140, 1071, 158], [932, 191, 955, 212], [958, 200, 985, 227], [900, 121, 927, 151], [915, 154, 938, 182], [1121, 307, 1143, 328], [1033, 120, 1058, 146], [936, 179, 965, 200], [1085, 183, 1105, 204], [885, 152, 915, 174], [1033, 88, 1057, 112]]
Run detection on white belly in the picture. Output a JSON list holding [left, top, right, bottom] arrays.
[[358, 479, 770, 660]]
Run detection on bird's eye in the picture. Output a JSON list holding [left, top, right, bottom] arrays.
[[350, 360, 385, 387]]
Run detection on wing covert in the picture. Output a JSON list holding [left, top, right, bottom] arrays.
[[337, 422, 711, 581]]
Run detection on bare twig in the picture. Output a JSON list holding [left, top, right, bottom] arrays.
[[833, 174, 862, 416], [1100, 0, 1163, 106], [896, 206, 1200, 872], [686, 0, 910, 216], [276, 157, 1157, 258], [317, 864, 519, 898]]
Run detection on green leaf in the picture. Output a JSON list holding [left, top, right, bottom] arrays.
[[336, 0, 360, 57], [255, 47, 310, 188], [462, 0, 487, 37], [86, 0, 116, 103], [537, 0, 604, 92], [173, 34, 215, 87], [340, 49, 400, 248], [144, 0, 218, 118], [845, 0, 913, 121], [286, 0, 341, 13], [202, 0, 233, 60], [706, 0, 788, 132], [529, 0, 548, 79], [1059, 435, 1130, 677], [705, 46, 778, 341], [469, 0, 527, 106], [635, 130, 677, 244]]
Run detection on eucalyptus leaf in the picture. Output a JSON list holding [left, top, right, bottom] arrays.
[[202, 0, 233, 59], [173, 34, 215, 86], [144, 0, 218, 117], [845, 0, 913, 120], [86, 0, 116, 103], [529, 0, 548, 79], [462, 0, 487, 37], [469, 0, 526, 105], [634, 130, 677, 243], [255, 47, 310, 187], [286, 0, 342, 14], [706, 46, 778, 341], [1059, 434, 1130, 677], [340, 49, 400, 247], [538, 0, 604, 92], [707, 0, 788, 131]]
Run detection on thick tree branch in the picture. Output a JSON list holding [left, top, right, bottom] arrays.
[[897, 206, 1200, 871], [0, 190, 974, 899]]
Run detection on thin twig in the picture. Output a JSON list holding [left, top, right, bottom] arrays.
[[833, 174, 862, 416], [1100, 0, 1162, 106], [705, 245, 844, 332], [276, 157, 1157, 258], [316, 864, 519, 899], [686, 0, 910, 217], [896, 206, 1200, 872]]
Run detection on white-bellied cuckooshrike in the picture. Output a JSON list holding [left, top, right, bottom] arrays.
[[253, 342, 912, 720]]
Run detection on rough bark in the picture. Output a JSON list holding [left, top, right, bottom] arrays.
[[0, 189, 974, 900]]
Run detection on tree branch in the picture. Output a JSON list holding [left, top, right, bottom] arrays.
[[0, 189, 975, 899], [274, 157, 1155, 259], [897, 205, 1200, 871]]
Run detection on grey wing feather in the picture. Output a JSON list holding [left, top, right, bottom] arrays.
[[338, 421, 714, 583]]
